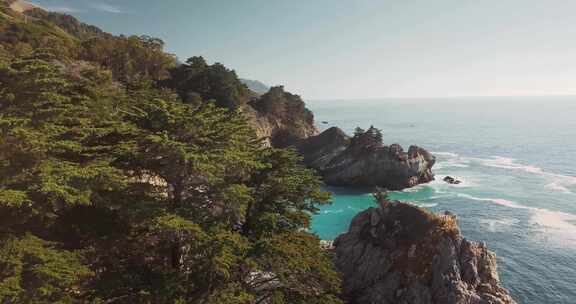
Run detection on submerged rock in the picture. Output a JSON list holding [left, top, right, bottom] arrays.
[[444, 176, 462, 185], [334, 201, 516, 304], [297, 126, 435, 190]]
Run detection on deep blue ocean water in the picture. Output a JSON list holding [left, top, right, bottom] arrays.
[[307, 96, 576, 304]]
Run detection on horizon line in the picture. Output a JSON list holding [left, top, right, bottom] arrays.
[[308, 94, 576, 102]]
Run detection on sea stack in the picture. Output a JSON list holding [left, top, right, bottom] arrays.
[[333, 200, 516, 304], [297, 126, 435, 190]]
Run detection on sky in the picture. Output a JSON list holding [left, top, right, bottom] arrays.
[[29, 0, 576, 100]]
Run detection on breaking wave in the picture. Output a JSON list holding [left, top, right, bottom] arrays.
[[434, 152, 576, 194], [456, 193, 576, 239]]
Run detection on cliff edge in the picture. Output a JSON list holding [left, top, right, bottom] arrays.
[[334, 198, 516, 304], [247, 86, 318, 147]]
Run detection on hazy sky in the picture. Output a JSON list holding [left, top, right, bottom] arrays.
[[30, 0, 576, 99]]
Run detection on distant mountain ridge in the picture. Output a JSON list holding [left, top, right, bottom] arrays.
[[240, 78, 270, 94]]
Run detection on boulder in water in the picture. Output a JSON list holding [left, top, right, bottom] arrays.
[[444, 176, 462, 185]]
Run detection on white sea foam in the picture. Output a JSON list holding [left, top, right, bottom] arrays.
[[432, 151, 460, 158], [472, 156, 544, 174], [478, 157, 576, 194], [434, 162, 470, 170], [456, 193, 576, 242], [437, 175, 477, 188], [479, 218, 519, 233], [545, 182, 572, 194], [321, 209, 344, 214], [428, 195, 447, 200], [418, 203, 438, 208], [546, 177, 576, 194], [433, 151, 471, 170], [436, 152, 576, 194], [406, 201, 438, 208]]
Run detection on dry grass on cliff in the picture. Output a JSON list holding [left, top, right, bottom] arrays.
[[385, 202, 460, 281]]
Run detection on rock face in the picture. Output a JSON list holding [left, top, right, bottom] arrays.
[[298, 127, 435, 190], [244, 106, 318, 147], [246, 86, 318, 147], [334, 201, 516, 304]]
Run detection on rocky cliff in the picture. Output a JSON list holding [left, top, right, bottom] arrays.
[[298, 126, 435, 190], [334, 199, 516, 304], [245, 106, 318, 147], [247, 86, 318, 147]]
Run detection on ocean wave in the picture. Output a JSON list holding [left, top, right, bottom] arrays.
[[406, 201, 439, 208], [472, 156, 543, 174], [418, 203, 438, 208], [432, 151, 460, 158], [438, 175, 477, 188], [321, 209, 344, 214], [434, 162, 470, 170], [545, 177, 576, 194], [456, 193, 576, 241], [456, 194, 524, 209], [479, 218, 519, 233], [435, 152, 576, 194], [401, 186, 424, 193], [433, 151, 471, 170], [476, 157, 576, 194]]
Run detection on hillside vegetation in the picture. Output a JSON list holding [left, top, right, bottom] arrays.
[[0, 2, 341, 303]]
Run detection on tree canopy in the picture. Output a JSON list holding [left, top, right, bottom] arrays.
[[350, 125, 384, 151], [161, 56, 252, 110], [0, 6, 342, 303]]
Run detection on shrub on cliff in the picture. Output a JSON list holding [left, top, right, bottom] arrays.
[[350, 126, 383, 152]]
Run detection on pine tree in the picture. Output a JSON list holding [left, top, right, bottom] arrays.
[[0, 53, 343, 303]]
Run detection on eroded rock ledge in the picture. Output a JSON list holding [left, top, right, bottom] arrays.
[[334, 200, 516, 304], [297, 126, 435, 190]]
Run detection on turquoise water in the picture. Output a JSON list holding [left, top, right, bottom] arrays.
[[308, 97, 576, 304]]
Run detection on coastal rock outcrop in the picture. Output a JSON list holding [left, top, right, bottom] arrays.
[[298, 126, 435, 190], [245, 106, 318, 148], [247, 86, 318, 147], [334, 199, 516, 304]]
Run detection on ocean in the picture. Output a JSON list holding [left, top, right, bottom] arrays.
[[307, 96, 576, 304]]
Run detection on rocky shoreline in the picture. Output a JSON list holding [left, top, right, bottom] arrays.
[[264, 102, 516, 304]]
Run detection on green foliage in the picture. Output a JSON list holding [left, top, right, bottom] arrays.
[[0, 52, 342, 303], [163, 56, 252, 109], [249, 232, 342, 304], [251, 86, 313, 124], [0, 6, 175, 82], [372, 187, 390, 205], [0, 234, 92, 303], [0, 53, 129, 229], [0, 6, 78, 58], [79, 35, 176, 84], [250, 86, 315, 147], [23, 8, 107, 40], [0, 8, 342, 303], [349, 125, 383, 151]]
